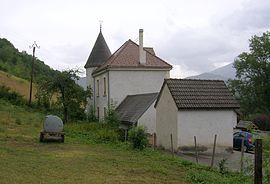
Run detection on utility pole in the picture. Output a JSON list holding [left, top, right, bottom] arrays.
[[28, 41, 40, 106]]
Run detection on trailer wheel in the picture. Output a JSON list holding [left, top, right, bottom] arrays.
[[61, 134, 65, 143], [40, 132, 44, 142]]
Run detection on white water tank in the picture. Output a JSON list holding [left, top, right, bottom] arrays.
[[43, 115, 63, 132]]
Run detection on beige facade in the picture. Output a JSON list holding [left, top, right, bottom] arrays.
[[156, 85, 178, 149]]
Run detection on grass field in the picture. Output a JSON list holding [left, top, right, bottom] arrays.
[[0, 99, 250, 184], [0, 70, 37, 100]]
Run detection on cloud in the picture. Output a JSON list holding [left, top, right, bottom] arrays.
[[170, 64, 199, 79], [158, 27, 234, 73], [215, 0, 270, 31]]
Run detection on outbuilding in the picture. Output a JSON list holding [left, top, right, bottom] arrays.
[[155, 79, 240, 153], [116, 93, 158, 134]]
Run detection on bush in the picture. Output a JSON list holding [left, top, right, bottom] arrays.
[[0, 85, 25, 105], [129, 126, 148, 150], [96, 128, 119, 143], [252, 114, 270, 131], [104, 102, 120, 128]]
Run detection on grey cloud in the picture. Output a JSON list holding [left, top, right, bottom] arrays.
[[214, 0, 270, 31], [158, 28, 234, 73]]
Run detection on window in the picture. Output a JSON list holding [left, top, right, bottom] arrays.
[[103, 77, 106, 96], [97, 107, 100, 120], [104, 107, 107, 117], [97, 79, 100, 96]]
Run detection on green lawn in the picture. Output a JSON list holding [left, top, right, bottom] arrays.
[[0, 99, 249, 183]]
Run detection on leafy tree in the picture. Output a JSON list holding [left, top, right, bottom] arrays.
[[228, 31, 270, 116], [37, 69, 91, 123]]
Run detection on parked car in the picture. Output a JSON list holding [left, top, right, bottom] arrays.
[[233, 131, 255, 152]]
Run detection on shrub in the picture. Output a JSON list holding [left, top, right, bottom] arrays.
[[0, 85, 25, 105], [87, 106, 98, 122], [104, 102, 120, 128], [218, 158, 228, 174], [129, 126, 148, 150], [252, 114, 270, 131], [96, 128, 119, 143]]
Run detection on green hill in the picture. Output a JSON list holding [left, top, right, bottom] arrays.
[[0, 38, 59, 83]]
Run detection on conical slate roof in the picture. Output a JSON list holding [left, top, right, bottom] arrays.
[[84, 31, 111, 68]]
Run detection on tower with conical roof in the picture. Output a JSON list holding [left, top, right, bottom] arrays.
[[84, 28, 111, 111]]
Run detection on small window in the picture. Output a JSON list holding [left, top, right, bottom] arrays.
[[97, 107, 100, 120], [104, 107, 107, 117], [103, 77, 106, 96], [96, 79, 99, 97]]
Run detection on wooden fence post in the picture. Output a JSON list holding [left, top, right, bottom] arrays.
[[124, 129, 128, 141], [240, 137, 245, 174], [170, 133, 174, 157], [153, 133, 156, 149], [254, 139, 262, 184], [194, 136, 199, 163], [211, 134, 217, 168]]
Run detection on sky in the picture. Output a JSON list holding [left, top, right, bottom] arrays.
[[0, 0, 270, 78]]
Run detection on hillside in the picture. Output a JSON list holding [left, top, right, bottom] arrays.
[[0, 38, 59, 82], [0, 70, 37, 99], [187, 63, 236, 81]]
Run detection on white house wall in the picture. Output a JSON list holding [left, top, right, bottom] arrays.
[[109, 70, 169, 106], [177, 110, 236, 151], [138, 103, 156, 134], [156, 85, 178, 150]]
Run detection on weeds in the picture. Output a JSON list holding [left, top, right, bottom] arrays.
[[218, 158, 228, 174]]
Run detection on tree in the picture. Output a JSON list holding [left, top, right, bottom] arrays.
[[228, 31, 270, 116], [37, 69, 92, 123]]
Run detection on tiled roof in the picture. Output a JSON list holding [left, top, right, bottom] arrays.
[[157, 79, 240, 109], [236, 120, 254, 129], [116, 93, 159, 124], [93, 40, 172, 74], [84, 31, 111, 68]]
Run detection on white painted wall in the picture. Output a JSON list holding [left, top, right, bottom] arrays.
[[177, 110, 237, 150], [138, 102, 156, 134], [109, 70, 169, 106], [156, 85, 178, 150]]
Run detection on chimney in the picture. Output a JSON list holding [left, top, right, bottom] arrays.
[[139, 29, 146, 64]]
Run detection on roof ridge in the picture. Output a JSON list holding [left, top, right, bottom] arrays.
[[126, 92, 159, 98], [166, 78, 225, 82]]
